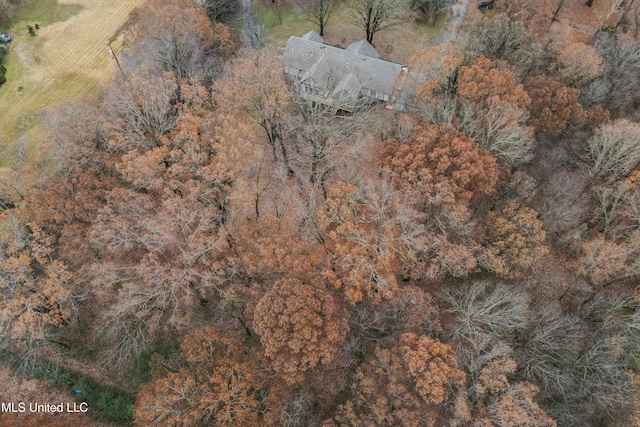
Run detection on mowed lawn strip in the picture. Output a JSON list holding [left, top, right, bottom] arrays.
[[0, 0, 146, 159]]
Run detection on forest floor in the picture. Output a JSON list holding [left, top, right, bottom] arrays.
[[0, 0, 146, 165], [0, 362, 107, 426]]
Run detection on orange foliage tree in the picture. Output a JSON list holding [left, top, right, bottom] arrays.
[[0, 213, 73, 362], [456, 56, 531, 111], [525, 74, 586, 136], [334, 333, 465, 426], [525, 72, 609, 138], [383, 124, 497, 205], [419, 55, 535, 166], [134, 326, 279, 426], [381, 124, 498, 280], [253, 278, 349, 385], [484, 200, 549, 277], [318, 181, 413, 305]]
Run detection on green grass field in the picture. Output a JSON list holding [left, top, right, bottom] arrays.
[[257, 1, 310, 43], [16, 0, 84, 26]]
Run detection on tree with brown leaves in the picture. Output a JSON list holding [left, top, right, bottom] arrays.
[[335, 333, 465, 426], [0, 213, 73, 366], [525, 75, 586, 137], [457, 56, 531, 111], [134, 326, 278, 426], [319, 181, 409, 305], [484, 200, 549, 277], [253, 278, 349, 385], [419, 54, 535, 166], [384, 124, 498, 205], [382, 124, 499, 280]]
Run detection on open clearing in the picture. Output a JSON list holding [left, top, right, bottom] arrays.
[[258, 0, 446, 65], [0, 0, 146, 162]]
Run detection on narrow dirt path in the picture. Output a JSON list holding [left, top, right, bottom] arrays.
[[241, 0, 261, 48], [438, 0, 471, 43]]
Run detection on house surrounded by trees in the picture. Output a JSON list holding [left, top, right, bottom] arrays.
[[282, 30, 404, 111]]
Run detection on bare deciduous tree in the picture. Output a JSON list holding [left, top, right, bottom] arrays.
[[414, 0, 448, 25], [584, 120, 640, 184], [441, 281, 528, 354], [306, 0, 334, 36], [102, 73, 179, 153], [202, 0, 240, 23], [466, 18, 541, 74], [515, 304, 584, 398], [594, 32, 640, 110], [349, 0, 405, 45]]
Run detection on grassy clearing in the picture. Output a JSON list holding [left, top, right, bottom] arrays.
[[16, 0, 84, 27], [258, 0, 446, 64], [415, 14, 447, 39], [0, 0, 146, 164], [0, 350, 135, 425], [257, 1, 310, 43]]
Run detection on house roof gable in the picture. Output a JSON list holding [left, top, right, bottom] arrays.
[[346, 39, 380, 59], [282, 36, 402, 101], [301, 30, 324, 43]]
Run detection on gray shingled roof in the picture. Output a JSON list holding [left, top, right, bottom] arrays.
[[301, 30, 324, 43], [346, 39, 380, 59], [282, 36, 402, 104]]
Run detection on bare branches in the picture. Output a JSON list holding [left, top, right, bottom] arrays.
[[102, 73, 179, 153], [442, 281, 528, 353], [414, 0, 448, 26], [306, 0, 334, 36], [349, 0, 405, 45], [584, 120, 640, 184]]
